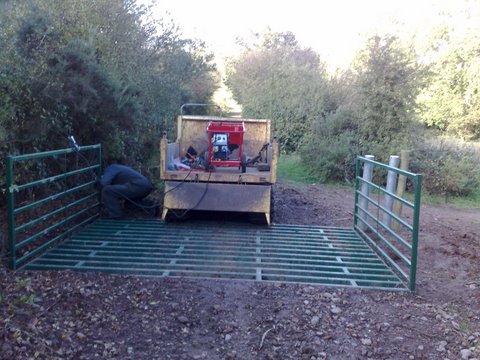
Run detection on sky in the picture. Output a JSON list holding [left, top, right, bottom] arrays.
[[143, 0, 461, 69]]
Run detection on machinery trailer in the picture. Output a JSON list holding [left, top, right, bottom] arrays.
[[160, 113, 278, 224]]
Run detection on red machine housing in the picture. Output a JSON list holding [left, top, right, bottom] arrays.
[[206, 121, 246, 172]]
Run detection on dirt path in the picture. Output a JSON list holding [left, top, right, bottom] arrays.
[[1, 180, 479, 359]]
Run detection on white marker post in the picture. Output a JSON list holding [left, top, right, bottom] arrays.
[[383, 155, 400, 229], [359, 155, 374, 231]]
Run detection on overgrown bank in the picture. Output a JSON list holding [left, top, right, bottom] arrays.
[[0, 0, 219, 175], [226, 15, 480, 198]]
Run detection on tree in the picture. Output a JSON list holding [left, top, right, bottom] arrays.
[[353, 35, 424, 150], [0, 0, 219, 170], [226, 31, 330, 152], [417, 26, 480, 140], [301, 34, 424, 182]]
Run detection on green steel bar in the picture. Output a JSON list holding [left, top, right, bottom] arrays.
[[354, 207, 411, 266], [7, 144, 101, 269], [358, 156, 418, 178], [45, 250, 388, 271], [25, 262, 401, 290], [354, 156, 423, 290], [63, 152, 68, 194], [73, 232, 369, 247], [58, 242, 384, 266], [91, 246, 373, 259], [16, 213, 99, 267], [409, 175, 422, 291], [95, 145, 103, 216], [28, 258, 384, 282], [355, 201, 412, 251], [14, 181, 97, 215], [356, 190, 413, 233], [9, 145, 101, 162], [24, 219, 406, 290], [256, 233, 361, 241], [55, 250, 383, 270], [76, 224, 346, 233], [6, 156, 16, 270], [15, 165, 99, 191], [15, 204, 99, 251], [55, 241, 375, 258], [356, 226, 408, 281], [357, 177, 415, 209], [15, 192, 98, 233]]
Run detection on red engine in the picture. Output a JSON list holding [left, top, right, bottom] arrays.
[[206, 121, 246, 172]]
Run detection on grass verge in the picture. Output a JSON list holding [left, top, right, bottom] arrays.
[[278, 154, 480, 209], [415, 190, 480, 209], [277, 154, 319, 187]]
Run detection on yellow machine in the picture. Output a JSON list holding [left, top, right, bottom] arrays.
[[160, 114, 278, 224]]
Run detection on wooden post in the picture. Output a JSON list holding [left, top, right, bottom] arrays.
[[383, 155, 400, 229], [359, 155, 374, 231], [160, 132, 167, 179], [392, 150, 410, 230]]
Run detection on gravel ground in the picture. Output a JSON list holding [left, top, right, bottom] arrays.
[[1, 180, 479, 359]]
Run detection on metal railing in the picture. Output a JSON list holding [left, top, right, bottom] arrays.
[[353, 156, 422, 291], [6, 145, 102, 269]]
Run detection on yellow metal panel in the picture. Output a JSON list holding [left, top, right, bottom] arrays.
[[176, 116, 271, 160], [162, 181, 271, 223], [161, 169, 273, 184], [160, 115, 278, 185]]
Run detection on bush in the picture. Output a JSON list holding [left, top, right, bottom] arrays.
[[410, 138, 480, 198], [0, 0, 219, 172], [300, 108, 361, 183]]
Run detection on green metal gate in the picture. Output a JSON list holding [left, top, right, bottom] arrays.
[[354, 156, 422, 291], [6, 149, 422, 291], [6, 145, 102, 269]]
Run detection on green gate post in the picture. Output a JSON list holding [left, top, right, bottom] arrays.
[[409, 174, 423, 291], [353, 156, 422, 291], [95, 145, 103, 216], [6, 156, 16, 270], [6, 144, 102, 269]]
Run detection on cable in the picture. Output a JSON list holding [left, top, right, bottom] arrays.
[[68, 134, 212, 218], [64, 135, 98, 181], [165, 170, 212, 219], [103, 186, 159, 217], [67, 135, 161, 216], [162, 168, 194, 195]]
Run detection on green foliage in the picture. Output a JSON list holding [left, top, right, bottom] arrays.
[[419, 190, 480, 208], [15, 294, 36, 306], [277, 154, 318, 185], [301, 107, 361, 182], [353, 35, 424, 146], [226, 31, 330, 153], [14, 277, 32, 291], [410, 137, 480, 198], [301, 35, 424, 182], [418, 23, 480, 140], [227, 25, 480, 199], [0, 0, 219, 175]]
